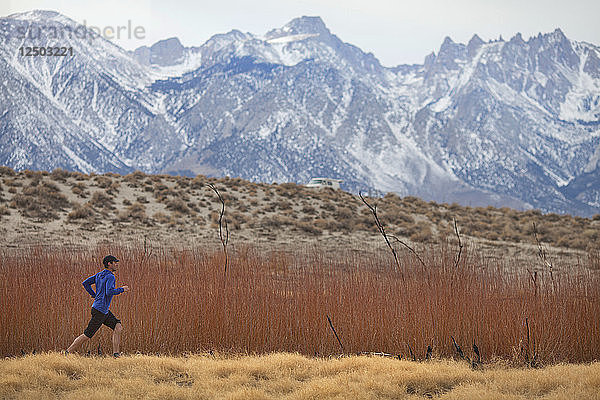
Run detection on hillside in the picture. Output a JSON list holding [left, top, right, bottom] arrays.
[[1, 167, 599, 260]]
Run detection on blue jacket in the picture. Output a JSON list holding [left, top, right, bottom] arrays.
[[82, 269, 124, 314]]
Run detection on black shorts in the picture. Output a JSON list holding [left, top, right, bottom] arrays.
[[84, 307, 121, 338]]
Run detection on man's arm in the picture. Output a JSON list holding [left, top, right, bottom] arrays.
[[106, 274, 125, 296], [82, 274, 96, 298]]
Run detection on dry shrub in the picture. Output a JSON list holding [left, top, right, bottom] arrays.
[[0, 166, 16, 176], [383, 192, 403, 205], [190, 176, 206, 190], [166, 198, 190, 214], [274, 200, 293, 210], [11, 180, 70, 221], [228, 211, 248, 230], [313, 218, 343, 232], [23, 170, 44, 180], [236, 203, 249, 213], [67, 203, 95, 221], [334, 206, 354, 220], [168, 212, 185, 228], [107, 181, 120, 196], [71, 182, 88, 198], [260, 215, 294, 229], [153, 212, 170, 224], [123, 170, 147, 187], [226, 177, 245, 190], [301, 205, 317, 214], [275, 182, 301, 198], [148, 175, 164, 183], [221, 192, 237, 202], [321, 202, 336, 212], [4, 178, 22, 187], [175, 177, 190, 188], [186, 201, 200, 212], [0, 205, 10, 216], [294, 220, 322, 235], [154, 183, 178, 202], [70, 171, 88, 181], [50, 168, 71, 182], [89, 190, 115, 210], [118, 202, 147, 223], [94, 176, 112, 189], [409, 224, 433, 242]]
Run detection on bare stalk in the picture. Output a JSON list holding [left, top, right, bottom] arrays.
[[453, 218, 463, 269], [359, 192, 400, 272], [326, 315, 344, 353], [407, 343, 416, 361], [451, 335, 465, 359], [387, 235, 427, 269], [527, 269, 538, 297], [525, 318, 531, 364], [533, 222, 553, 280], [207, 183, 229, 274]]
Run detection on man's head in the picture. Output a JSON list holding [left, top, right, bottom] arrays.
[[103, 255, 120, 271]]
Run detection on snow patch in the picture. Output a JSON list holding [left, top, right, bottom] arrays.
[[558, 50, 600, 122], [266, 33, 319, 44], [61, 144, 93, 173], [149, 50, 203, 80]]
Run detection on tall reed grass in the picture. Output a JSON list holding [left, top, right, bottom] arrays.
[[1, 242, 598, 364]]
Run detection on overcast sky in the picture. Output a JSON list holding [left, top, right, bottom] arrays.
[[2, 0, 599, 66]]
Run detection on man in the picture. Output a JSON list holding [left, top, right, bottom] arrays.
[[66, 255, 130, 357]]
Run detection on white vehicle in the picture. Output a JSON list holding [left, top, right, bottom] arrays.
[[305, 178, 343, 190]]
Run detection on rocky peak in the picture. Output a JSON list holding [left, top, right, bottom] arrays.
[[133, 37, 185, 66], [466, 34, 484, 57], [435, 36, 466, 69], [283, 16, 330, 36], [424, 51, 436, 67], [509, 32, 525, 45]]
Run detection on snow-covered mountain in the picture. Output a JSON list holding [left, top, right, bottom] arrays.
[[1, 10, 599, 215]]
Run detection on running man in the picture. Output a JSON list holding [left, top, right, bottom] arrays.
[[66, 255, 130, 357]]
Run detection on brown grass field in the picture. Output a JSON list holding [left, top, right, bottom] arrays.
[[1, 352, 599, 399], [1, 243, 598, 363]]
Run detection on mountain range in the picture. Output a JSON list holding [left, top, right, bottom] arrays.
[[1, 10, 599, 215]]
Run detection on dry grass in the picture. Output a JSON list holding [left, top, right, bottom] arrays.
[[1, 352, 599, 399], [1, 244, 598, 366]]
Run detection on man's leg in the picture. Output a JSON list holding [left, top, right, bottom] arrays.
[[112, 323, 123, 355], [67, 333, 89, 353], [68, 308, 103, 353]]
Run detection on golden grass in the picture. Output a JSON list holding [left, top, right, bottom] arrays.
[[1, 352, 599, 399]]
